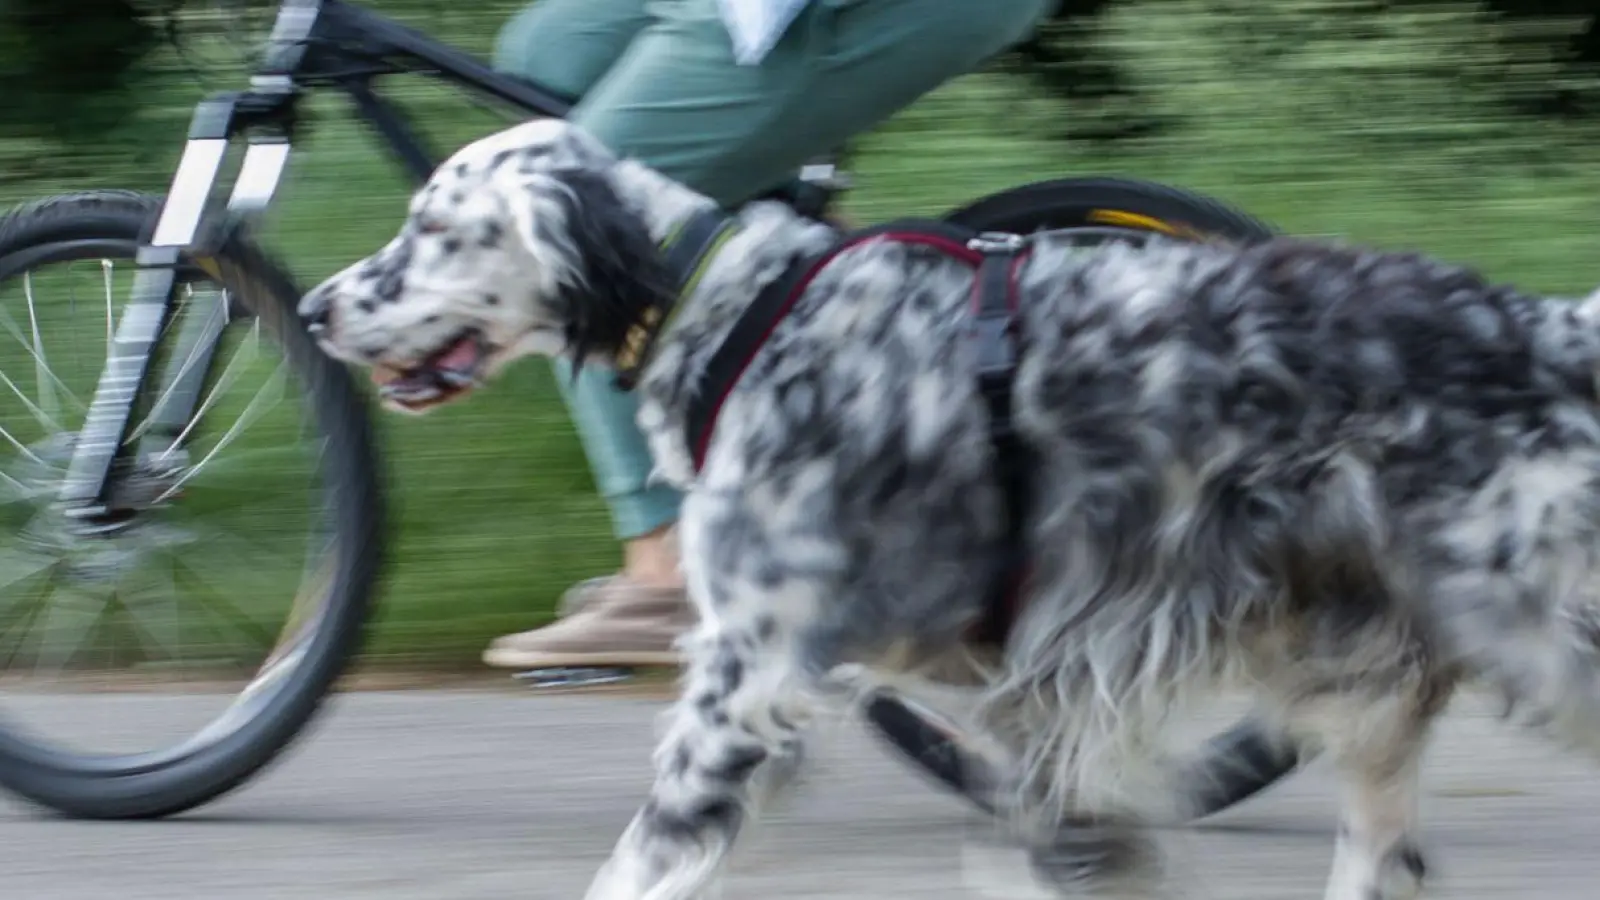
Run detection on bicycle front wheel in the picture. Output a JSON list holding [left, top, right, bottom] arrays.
[[0, 192, 385, 819]]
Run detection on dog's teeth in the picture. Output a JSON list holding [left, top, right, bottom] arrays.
[[438, 369, 475, 387], [381, 383, 441, 402]]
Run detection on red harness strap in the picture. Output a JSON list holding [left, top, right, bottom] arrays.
[[685, 225, 1012, 470]]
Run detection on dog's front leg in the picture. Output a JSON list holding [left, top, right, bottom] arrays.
[[584, 589, 817, 900]]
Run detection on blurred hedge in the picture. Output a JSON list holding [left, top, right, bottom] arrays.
[[0, 0, 163, 140], [6, 0, 1600, 145]]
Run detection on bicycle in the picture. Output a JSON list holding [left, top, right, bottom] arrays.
[[0, 0, 1306, 821]]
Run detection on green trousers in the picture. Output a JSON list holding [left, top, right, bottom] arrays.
[[493, 0, 1053, 541]]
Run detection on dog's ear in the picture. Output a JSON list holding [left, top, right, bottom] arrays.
[[510, 166, 676, 371]]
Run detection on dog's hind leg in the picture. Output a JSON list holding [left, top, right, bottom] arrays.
[[966, 678, 1179, 899], [1281, 681, 1449, 900], [1323, 736, 1429, 900]]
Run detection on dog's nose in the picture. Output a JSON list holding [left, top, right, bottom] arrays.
[[298, 288, 332, 336]]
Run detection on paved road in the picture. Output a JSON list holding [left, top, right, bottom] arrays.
[[0, 689, 1595, 899]]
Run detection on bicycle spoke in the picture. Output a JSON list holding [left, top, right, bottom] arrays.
[[179, 527, 306, 599], [165, 282, 199, 341], [0, 467, 26, 494], [0, 304, 85, 416], [0, 422, 46, 465], [170, 544, 301, 662], [22, 272, 62, 422], [0, 482, 32, 534], [23, 277, 54, 415], [147, 317, 265, 461], [115, 555, 185, 667], [152, 359, 288, 504], [101, 258, 116, 360], [161, 441, 320, 511], [31, 582, 111, 677], [0, 548, 56, 598], [126, 289, 229, 444], [0, 367, 63, 436], [0, 573, 54, 671], [172, 563, 279, 655], [107, 594, 188, 671]]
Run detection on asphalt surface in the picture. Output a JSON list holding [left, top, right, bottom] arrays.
[[0, 688, 1595, 899]]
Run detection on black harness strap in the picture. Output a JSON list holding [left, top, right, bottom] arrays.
[[965, 232, 1036, 647]]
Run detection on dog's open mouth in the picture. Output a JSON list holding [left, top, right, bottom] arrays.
[[370, 332, 489, 412]]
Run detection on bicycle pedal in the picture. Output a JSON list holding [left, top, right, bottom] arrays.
[[512, 666, 635, 689]]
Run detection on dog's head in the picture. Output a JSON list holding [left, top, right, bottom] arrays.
[[298, 120, 676, 413]]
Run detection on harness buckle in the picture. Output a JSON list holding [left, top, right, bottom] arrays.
[[966, 230, 1027, 381], [967, 231, 1029, 255]]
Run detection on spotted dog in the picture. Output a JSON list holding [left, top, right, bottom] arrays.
[[301, 118, 1600, 900]]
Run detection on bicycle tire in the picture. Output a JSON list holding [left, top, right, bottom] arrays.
[[0, 191, 386, 820], [861, 177, 1305, 823]]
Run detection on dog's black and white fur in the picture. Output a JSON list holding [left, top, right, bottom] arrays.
[[301, 118, 1600, 900]]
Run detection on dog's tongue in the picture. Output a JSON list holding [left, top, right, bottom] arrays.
[[368, 336, 480, 391], [433, 335, 479, 373]]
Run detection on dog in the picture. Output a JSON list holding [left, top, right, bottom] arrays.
[[300, 117, 1600, 900]]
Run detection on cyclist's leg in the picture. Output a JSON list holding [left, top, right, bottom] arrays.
[[573, 0, 1057, 207], [489, 0, 692, 672], [493, 0, 650, 101], [496, 0, 678, 549]]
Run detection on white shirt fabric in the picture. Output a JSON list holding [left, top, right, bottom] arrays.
[[715, 0, 817, 65]]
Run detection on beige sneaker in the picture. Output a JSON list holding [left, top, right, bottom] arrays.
[[482, 577, 694, 669], [555, 575, 617, 618]]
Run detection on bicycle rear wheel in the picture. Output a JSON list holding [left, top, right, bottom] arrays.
[[861, 177, 1305, 823], [0, 192, 385, 819]]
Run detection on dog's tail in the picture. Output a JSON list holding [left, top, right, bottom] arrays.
[[1530, 288, 1600, 390], [1413, 290, 1600, 754]]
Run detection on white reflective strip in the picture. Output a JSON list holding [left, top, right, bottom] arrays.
[[229, 141, 292, 212], [150, 139, 228, 248]]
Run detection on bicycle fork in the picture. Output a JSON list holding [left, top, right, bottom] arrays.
[[55, 89, 295, 523]]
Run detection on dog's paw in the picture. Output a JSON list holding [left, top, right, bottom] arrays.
[[1370, 842, 1427, 900], [961, 834, 1058, 900], [749, 739, 809, 814], [1326, 840, 1428, 900], [962, 824, 1163, 899], [1029, 823, 1162, 897]]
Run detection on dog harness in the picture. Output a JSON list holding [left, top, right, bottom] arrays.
[[625, 212, 1037, 646]]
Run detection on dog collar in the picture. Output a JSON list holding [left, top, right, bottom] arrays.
[[613, 209, 742, 390]]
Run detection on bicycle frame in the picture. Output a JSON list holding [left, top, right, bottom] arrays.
[[55, 0, 850, 519]]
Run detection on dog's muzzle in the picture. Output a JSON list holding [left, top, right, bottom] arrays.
[[298, 287, 332, 337]]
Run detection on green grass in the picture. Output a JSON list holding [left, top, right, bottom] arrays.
[[4, 2, 1600, 667]]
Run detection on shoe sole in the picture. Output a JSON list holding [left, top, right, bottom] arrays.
[[513, 667, 638, 689], [482, 648, 683, 669]]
